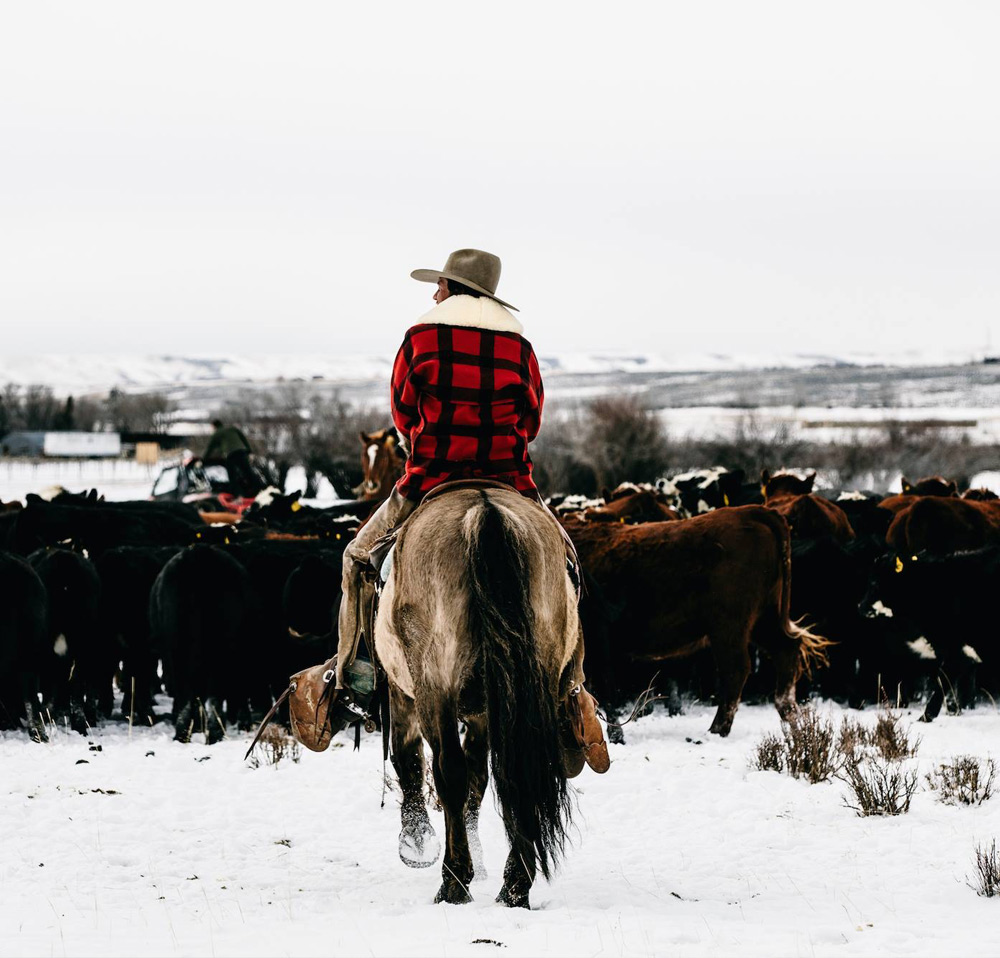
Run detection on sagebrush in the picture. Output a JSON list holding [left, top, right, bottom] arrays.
[[928, 756, 996, 806]]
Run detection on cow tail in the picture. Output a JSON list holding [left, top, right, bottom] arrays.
[[775, 518, 832, 677], [465, 492, 571, 881]]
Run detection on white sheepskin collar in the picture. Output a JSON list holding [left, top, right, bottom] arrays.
[[416, 295, 523, 335]]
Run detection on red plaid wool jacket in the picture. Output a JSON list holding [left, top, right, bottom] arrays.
[[390, 295, 544, 502]]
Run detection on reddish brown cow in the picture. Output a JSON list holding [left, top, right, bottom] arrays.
[[761, 470, 855, 544], [878, 475, 961, 520], [564, 505, 830, 736], [583, 489, 679, 524], [886, 496, 1000, 555]]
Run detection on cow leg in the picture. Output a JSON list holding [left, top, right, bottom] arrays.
[[604, 701, 626, 746], [421, 702, 474, 904], [770, 642, 801, 722], [708, 636, 751, 737], [203, 695, 227, 744], [462, 713, 489, 882], [922, 654, 969, 722], [391, 685, 439, 869], [173, 698, 196, 743]]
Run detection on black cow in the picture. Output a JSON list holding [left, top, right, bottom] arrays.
[[95, 545, 181, 725], [224, 539, 347, 717], [28, 546, 106, 733], [7, 498, 199, 556], [0, 551, 49, 741], [860, 546, 1000, 721], [150, 544, 253, 744]]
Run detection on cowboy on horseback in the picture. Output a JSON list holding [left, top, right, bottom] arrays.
[[326, 248, 596, 736]]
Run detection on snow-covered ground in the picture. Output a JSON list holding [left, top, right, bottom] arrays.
[[0, 350, 987, 396], [3, 701, 999, 958]]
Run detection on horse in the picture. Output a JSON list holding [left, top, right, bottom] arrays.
[[353, 429, 405, 502], [374, 484, 581, 908]]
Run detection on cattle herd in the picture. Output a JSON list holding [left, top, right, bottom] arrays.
[[2, 436, 999, 754]]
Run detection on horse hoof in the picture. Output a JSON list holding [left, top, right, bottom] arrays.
[[399, 824, 440, 869], [496, 886, 529, 909], [434, 881, 473, 905]]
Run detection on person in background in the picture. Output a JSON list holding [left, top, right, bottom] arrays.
[[202, 419, 264, 497]]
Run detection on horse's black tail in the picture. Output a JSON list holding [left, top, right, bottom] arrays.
[[465, 493, 571, 881]]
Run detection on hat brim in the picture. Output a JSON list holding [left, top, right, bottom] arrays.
[[410, 268, 518, 312]]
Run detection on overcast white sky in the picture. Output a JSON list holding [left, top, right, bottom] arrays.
[[1, 2, 998, 361]]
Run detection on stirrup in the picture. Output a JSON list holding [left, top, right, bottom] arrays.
[[333, 656, 377, 731]]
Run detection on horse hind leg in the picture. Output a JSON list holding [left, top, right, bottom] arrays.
[[391, 685, 440, 869], [462, 713, 489, 882], [422, 702, 474, 904], [497, 841, 536, 909]]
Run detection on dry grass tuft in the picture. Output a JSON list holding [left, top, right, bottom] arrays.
[[928, 756, 996, 806], [842, 755, 918, 817], [248, 725, 301, 769], [749, 707, 842, 783], [839, 707, 920, 763], [973, 841, 1000, 897]]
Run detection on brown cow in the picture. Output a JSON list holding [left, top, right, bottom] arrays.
[[583, 488, 679, 524], [563, 505, 830, 736], [761, 470, 855, 544], [962, 487, 998, 501], [886, 496, 1000, 555], [878, 475, 962, 519]]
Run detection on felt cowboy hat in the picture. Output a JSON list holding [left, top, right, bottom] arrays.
[[411, 248, 518, 311]]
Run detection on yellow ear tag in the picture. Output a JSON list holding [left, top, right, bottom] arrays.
[[225, 537, 231, 545], [291, 501, 302, 512], [619, 517, 625, 523], [760, 485, 767, 497], [723, 493, 730, 506], [911, 555, 919, 562], [895, 557, 904, 573], [336, 533, 341, 540], [196, 531, 202, 539]]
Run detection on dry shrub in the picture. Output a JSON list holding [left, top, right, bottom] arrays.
[[782, 708, 842, 783], [751, 732, 785, 773], [973, 840, 1000, 898], [842, 755, 918, 817], [749, 707, 841, 783], [928, 756, 996, 806], [840, 709, 920, 763], [248, 725, 301, 769]]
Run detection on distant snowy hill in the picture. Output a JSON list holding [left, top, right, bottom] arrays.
[[0, 348, 982, 395]]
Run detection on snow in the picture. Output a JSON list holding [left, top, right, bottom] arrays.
[[0, 349, 986, 396], [3, 701, 1000, 957]]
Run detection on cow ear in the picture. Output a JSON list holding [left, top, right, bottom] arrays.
[[760, 469, 771, 486], [901, 477, 912, 493], [601, 487, 611, 503], [26, 493, 43, 505], [948, 480, 958, 496], [359, 431, 370, 444], [804, 472, 816, 493]]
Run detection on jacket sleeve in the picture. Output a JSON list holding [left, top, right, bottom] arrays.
[[522, 345, 544, 443], [390, 331, 420, 442]]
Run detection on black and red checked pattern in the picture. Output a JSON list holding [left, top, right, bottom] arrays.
[[390, 322, 544, 502]]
